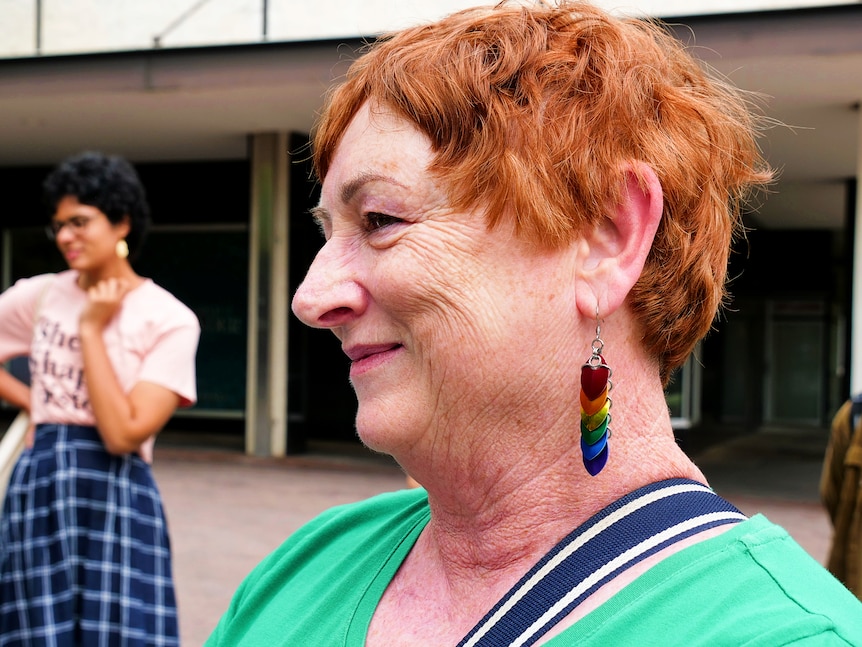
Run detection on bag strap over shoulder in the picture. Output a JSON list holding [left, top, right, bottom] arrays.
[[458, 479, 746, 647], [32, 273, 57, 325]]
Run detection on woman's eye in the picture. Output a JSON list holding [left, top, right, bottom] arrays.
[[363, 212, 401, 232]]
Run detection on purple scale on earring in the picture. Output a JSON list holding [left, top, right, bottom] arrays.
[[584, 444, 609, 476]]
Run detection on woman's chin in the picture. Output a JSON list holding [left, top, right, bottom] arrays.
[[355, 416, 409, 458], [355, 426, 393, 455]]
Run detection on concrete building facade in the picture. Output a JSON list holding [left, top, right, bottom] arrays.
[[1, 0, 861, 454]]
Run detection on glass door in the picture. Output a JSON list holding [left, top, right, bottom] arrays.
[[763, 300, 825, 426]]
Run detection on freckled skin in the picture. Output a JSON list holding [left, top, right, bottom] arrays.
[[292, 103, 582, 480]]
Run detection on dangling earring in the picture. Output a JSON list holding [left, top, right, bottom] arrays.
[[116, 239, 129, 259], [580, 312, 612, 476]]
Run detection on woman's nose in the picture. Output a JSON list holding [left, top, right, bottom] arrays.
[[291, 241, 366, 329], [54, 223, 76, 244]]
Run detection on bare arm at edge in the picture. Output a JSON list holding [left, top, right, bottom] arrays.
[[78, 278, 181, 456]]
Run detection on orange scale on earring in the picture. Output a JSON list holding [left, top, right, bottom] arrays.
[[580, 386, 608, 416]]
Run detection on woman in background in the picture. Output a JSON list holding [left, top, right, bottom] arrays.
[[821, 393, 862, 600], [0, 151, 199, 646]]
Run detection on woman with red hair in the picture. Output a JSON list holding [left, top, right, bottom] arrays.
[[210, 3, 862, 644]]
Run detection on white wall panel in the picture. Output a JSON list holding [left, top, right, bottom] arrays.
[[2, 0, 858, 58]]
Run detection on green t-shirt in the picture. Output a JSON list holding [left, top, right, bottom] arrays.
[[206, 488, 862, 646]]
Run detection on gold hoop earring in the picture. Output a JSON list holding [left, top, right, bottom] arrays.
[[116, 239, 129, 259]]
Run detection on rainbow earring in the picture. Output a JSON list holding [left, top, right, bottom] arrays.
[[580, 315, 612, 476]]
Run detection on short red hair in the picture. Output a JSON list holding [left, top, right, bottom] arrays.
[[312, 1, 773, 383]]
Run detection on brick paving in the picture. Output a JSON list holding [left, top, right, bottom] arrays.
[[153, 448, 407, 646], [152, 426, 836, 646], [693, 425, 832, 565]]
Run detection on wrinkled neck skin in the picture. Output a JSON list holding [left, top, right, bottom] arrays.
[[394, 315, 706, 591]]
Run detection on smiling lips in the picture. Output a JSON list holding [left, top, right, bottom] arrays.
[[345, 343, 402, 376]]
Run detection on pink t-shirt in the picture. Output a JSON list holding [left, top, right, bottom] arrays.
[[0, 270, 200, 426]]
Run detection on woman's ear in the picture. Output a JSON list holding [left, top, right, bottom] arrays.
[[115, 214, 132, 239], [574, 162, 663, 318]]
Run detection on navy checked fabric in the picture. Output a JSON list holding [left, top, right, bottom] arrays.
[[0, 424, 179, 646]]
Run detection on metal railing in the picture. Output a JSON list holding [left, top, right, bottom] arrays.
[[19, 0, 271, 57]]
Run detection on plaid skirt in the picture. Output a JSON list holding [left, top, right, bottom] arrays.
[[0, 424, 179, 647]]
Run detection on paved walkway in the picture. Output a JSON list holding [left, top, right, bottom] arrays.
[[153, 445, 407, 646], [152, 426, 835, 646]]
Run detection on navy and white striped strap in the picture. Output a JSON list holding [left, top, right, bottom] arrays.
[[457, 478, 746, 647]]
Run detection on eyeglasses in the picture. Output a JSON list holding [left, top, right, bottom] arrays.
[[45, 215, 95, 240]]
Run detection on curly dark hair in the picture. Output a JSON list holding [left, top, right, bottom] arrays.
[[42, 151, 151, 260]]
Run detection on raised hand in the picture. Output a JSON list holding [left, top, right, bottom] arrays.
[[79, 277, 133, 331]]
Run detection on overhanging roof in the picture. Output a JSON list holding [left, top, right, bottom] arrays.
[[1, 4, 861, 229], [0, 38, 361, 166]]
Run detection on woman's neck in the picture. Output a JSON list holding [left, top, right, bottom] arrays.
[[411, 378, 705, 584], [75, 263, 140, 291]]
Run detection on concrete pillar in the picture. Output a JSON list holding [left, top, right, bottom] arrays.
[[246, 132, 290, 456]]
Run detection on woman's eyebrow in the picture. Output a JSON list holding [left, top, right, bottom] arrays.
[[339, 172, 405, 204], [310, 173, 409, 226]]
